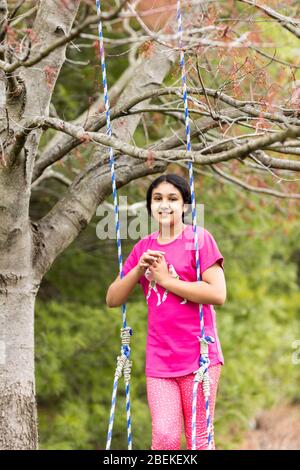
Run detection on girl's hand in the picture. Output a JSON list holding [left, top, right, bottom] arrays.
[[137, 249, 165, 275], [149, 255, 170, 285]]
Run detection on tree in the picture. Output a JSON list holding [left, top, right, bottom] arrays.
[[0, 0, 299, 449]]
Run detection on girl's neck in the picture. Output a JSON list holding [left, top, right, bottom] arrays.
[[158, 223, 186, 242]]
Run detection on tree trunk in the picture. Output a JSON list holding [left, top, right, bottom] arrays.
[[0, 277, 38, 449], [0, 0, 81, 448], [0, 166, 39, 449]]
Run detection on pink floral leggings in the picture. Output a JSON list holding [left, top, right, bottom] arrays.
[[146, 364, 222, 450]]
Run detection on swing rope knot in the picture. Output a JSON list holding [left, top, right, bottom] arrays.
[[114, 354, 127, 379], [193, 336, 215, 396], [121, 327, 132, 343], [113, 327, 133, 382], [114, 354, 133, 383], [121, 327, 132, 358], [123, 359, 133, 384]]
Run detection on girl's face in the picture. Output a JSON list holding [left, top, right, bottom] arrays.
[[151, 182, 186, 227]]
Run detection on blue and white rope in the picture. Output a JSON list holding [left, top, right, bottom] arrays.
[[176, 0, 214, 450], [95, 0, 132, 451]]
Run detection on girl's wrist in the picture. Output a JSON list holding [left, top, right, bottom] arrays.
[[160, 274, 173, 289], [135, 264, 145, 278]]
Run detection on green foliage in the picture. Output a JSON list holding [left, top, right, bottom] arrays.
[[36, 299, 153, 449]]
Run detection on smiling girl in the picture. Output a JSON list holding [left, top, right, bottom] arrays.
[[106, 174, 226, 450]]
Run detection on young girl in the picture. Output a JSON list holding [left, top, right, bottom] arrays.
[[106, 174, 226, 450]]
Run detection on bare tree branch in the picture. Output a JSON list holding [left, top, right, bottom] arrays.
[[32, 58, 141, 181], [7, 0, 26, 23], [31, 168, 71, 189], [250, 46, 300, 70], [1, 1, 80, 183], [210, 163, 300, 199], [24, 113, 300, 170], [0, 0, 129, 73], [0, 0, 7, 41], [238, 0, 300, 39], [249, 149, 300, 172], [29, 82, 300, 182]]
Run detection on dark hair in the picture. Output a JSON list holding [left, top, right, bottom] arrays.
[[146, 174, 192, 222]]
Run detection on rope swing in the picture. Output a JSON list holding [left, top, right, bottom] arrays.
[[95, 0, 214, 451]]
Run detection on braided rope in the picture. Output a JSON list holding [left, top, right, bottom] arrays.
[[95, 0, 132, 451], [176, 0, 214, 450]]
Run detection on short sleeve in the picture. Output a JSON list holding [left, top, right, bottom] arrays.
[[201, 229, 224, 274], [192, 228, 224, 276], [122, 243, 141, 284]]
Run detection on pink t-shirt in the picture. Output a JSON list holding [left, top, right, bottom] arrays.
[[122, 224, 225, 378]]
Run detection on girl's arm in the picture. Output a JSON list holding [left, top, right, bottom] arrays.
[[106, 249, 165, 308], [154, 260, 226, 305], [106, 266, 144, 308]]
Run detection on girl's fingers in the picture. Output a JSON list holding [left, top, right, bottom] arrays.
[[146, 249, 165, 257], [143, 255, 158, 263], [145, 254, 164, 262], [140, 251, 166, 267], [139, 258, 154, 268], [144, 255, 161, 263]]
